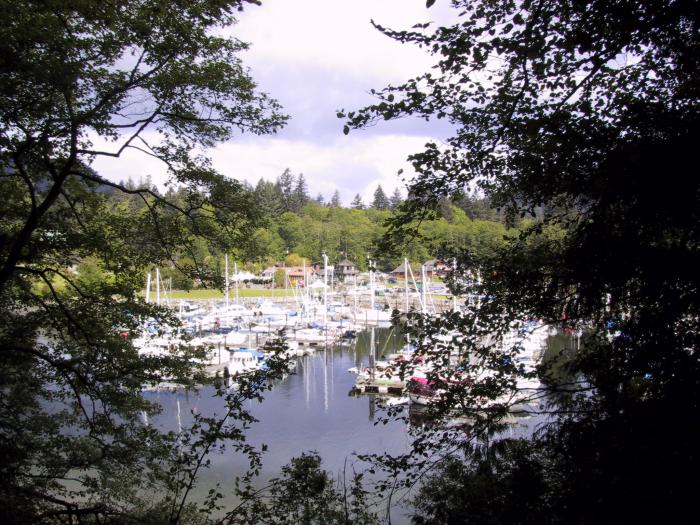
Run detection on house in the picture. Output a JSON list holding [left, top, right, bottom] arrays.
[[335, 258, 358, 281], [260, 266, 277, 281], [390, 259, 451, 278], [261, 265, 318, 286], [423, 259, 451, 278], [390, 260, 410, 277]]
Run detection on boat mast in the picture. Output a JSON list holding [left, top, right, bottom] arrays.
[[368, 257, 375, 311], [322, 251, 328, 326], [145, 272, 151, 303], [421, 264, 427, 315], [234, 261, 239, 305], [353, 273, 358, 322], [369, 326, 375, 381], [156, 267, 161, 305], [452, 258, 458, 312], [225, 253, 229, 312], [404, 257, 409, 312], [302, 258, 308, 323], [284, 248, 288, 302]]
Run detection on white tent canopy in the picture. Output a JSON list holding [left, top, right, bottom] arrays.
[[229, 271, 256, 281]]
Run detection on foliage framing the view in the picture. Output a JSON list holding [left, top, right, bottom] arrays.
[[343, 0, 700, 523], [0, 1, 289, 523]]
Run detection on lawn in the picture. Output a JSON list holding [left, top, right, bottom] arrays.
[[165, 289, 295, 300]]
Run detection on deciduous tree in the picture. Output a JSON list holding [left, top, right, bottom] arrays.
[[0, 0, 288, 522], [344, 0, 700, 522]]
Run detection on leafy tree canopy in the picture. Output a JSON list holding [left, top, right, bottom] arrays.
[[0, 0, 288, 522], [344, 0, 700, 522], [231, 452, 380, 525]]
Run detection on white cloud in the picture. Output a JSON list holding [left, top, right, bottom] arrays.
[[89, 130, 432, 205], [90, 1, 458, 199], [210, 134, 431, 204], [232, 0, 444, 83], [87, 131, 172, 188]]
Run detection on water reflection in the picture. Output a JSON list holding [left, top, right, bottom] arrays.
[[142, 326, 553, 524], [144, 328, 411, 482]]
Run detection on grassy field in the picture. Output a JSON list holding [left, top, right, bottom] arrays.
[[166, 288, 295, 300]]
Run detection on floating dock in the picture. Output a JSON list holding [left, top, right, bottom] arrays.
[[353, 377, 406, 396]]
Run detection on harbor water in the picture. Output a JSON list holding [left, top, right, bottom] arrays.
[[144, 326, 558, 521], [144, 328, 415, 520]]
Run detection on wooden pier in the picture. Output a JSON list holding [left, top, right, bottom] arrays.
[[353, 377, 406, 396]]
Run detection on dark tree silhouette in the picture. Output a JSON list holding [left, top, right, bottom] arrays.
[[345, 0, 700, 522], [0, 1, 289, 522]]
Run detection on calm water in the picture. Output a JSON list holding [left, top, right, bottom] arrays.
[[144, 327, 556, 521], [145, 328, 414, 520]]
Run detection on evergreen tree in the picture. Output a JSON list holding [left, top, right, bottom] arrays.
[[291, 173, 310, 212], [254, 178, 284, 218], [276, 168, 295, 212], [330, 190, 341, 207], [454, 190, 499, 222], [350, 193, 364, 210], [315, 192, 325, 205], [371, 184, 390, 210], [437, 197, 454, 222], [388, 188, 403, 210]]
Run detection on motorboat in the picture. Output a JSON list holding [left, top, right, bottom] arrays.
[[227, 348, 265, 376]]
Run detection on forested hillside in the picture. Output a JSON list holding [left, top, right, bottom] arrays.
[[111, 170, 521, 288]]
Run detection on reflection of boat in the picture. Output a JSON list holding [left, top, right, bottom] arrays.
[[407, 403, 473, 431], [383, 396, 409, 407]]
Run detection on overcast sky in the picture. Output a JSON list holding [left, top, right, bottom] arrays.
[[94, 0, 456, 206]]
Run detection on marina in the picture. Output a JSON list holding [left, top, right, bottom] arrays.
[[143, 327, 549, 523], [133, 257, 554, 522], [135, 256, 478, 382]]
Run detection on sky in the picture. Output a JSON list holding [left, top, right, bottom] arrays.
[[93, 0, 456, 206]]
